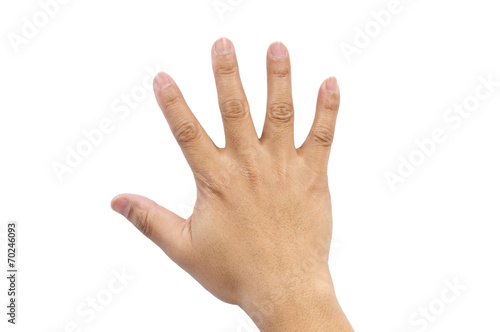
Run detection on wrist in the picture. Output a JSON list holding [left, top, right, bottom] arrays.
[[239, 267, 353, 331]]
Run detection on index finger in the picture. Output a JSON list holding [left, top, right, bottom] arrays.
[[154, 72, 219, 172]]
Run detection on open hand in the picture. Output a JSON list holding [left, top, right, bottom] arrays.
[[111, 37, 352, 331]]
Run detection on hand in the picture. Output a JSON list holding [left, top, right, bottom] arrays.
[[111, 37, 353, 331]]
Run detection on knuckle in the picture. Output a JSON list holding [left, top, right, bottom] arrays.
[[197, 171, 228, 200], [136, 205, 157, 238], [238, 154, 261, 183], [306, 170, 329, 192], [312, 125, 334, 146], [174, 120, 202, 144], [240, 164, 261, 185], [214, 61, 238, 77], [162, 93, 183, 110], [268, 102, 294, 124], [271, 66, 290, 79], [323, 98, 340, 112], [220, 99, 248, 120]]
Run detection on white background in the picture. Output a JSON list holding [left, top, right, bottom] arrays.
[[1, 0, 499, 331]]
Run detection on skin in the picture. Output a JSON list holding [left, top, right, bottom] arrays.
[[111, 37, 354, 331]]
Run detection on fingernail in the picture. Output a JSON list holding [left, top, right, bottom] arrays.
[[215, 37, 231, 55], [270, 42, 286, 58], [326, 77, 338, 93], [112, 197, 131, 219], [154, 72, 172, 90]]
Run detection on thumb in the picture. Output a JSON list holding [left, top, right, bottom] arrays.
[[111, 193, 191, 262]]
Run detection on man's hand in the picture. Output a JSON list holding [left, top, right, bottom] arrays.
[[111, 37, 353, 331]]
